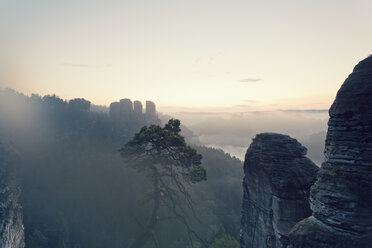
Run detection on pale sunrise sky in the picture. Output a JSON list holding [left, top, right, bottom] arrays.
[[1, 0, 371, 112]]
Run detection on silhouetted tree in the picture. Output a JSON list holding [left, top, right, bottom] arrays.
[[120, 119, 207, 248]]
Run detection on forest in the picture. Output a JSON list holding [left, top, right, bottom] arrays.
[[0, 88, 243, 248]]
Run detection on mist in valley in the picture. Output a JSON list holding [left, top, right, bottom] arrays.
[[0, 89, 244, 248], [1, 0, 371, 247], [168, 110, 328, 165]]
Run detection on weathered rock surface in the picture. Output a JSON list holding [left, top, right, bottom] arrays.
[[288, 55, 372, 247], [0, 140, 25, 248], [240, 133, 318, 248]]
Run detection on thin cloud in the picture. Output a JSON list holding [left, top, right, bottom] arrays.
[[280, 109, 328, 113], [61, 63, 112, 68], [237, 78, 261, 83], [235, 104, 252, 108], [243, 99, 258, 103]]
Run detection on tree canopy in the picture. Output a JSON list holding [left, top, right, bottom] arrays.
[[120, 119, 206, 183], [120, 119, 207, 248]]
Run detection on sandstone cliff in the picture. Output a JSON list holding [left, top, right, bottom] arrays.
[[288, 55, 372, 247], [0, 140, 25, 248], [240, 133, 318, 248]]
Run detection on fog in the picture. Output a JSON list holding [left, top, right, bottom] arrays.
[[0, 87, 331, 248], [0, 89, 53, 151], [167, 110, 328, 165], [0, 87, 328, 166], [0, 88, 245, 248]]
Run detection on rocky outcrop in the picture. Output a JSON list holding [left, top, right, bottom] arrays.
[[120, 98, 133, 114], [109, 101, 123, 119], [288, 55, 372, 247], [240, 133, 318, 248], [145, 101, 156, 116], [0, 140, 25, 248], [109, 99, 156, 119], [133, 100, 143, 115], [68, 98, 91, 112]]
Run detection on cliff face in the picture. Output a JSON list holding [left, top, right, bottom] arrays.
[[0, 140, 25, 248], [240, 133, 318, 248], [288, 55, 372, 247]]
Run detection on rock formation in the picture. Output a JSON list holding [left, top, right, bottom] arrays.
[[288, 55, 372, 247], [120, 98, 133, 114], [0, 140, 25, 248], [109, 98, 160, 128], [109, 101, 123, 119], [110, 99, 154, 119], [69, 98, 91, 112], [133, 100, 143, 115], [145, 101, 156, 116], [240, 133, 318, 248]]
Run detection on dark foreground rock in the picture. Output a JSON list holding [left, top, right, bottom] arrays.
[[0, 140, 25, 248], [288, 55, 372, 247], [240, 133, 318, 248]]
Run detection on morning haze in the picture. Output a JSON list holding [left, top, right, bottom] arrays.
[[1, 0, 371, 111], [1, 1, 372, 248]]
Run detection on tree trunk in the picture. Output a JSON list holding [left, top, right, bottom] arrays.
[[129, 166, 160, 248]]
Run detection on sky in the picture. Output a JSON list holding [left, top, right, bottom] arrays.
[[1, 0, 371, 112]]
